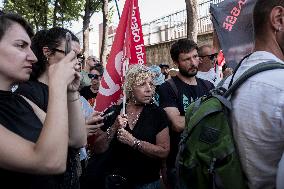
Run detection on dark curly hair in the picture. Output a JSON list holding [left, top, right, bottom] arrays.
[[170, 39, 198, 62], [30, 27, 79, 80]]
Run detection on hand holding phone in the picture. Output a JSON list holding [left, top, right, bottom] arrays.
[[65, 32, 72, 55], [103, 111, 115, 123]]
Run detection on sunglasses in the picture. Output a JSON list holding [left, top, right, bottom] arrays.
[[200, 53, 218, 61], [53, 48, 84, 59], [88, 57, 101, 64], [88, 73, 101, 80]]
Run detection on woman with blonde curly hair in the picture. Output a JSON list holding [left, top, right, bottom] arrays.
[[82, 64, 170, 189]]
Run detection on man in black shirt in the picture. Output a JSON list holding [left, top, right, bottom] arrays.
[[158, 39, 214, 189]]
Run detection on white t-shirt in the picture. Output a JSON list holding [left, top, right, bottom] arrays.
[[223, 51, 284, 189], [197, 67, 221, 86]]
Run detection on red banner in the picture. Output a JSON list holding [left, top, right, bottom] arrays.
[[95, 0, 146, 112], [129, 0, 146, 65]]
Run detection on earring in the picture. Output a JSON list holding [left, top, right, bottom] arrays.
[[130, 93, 137, 104]]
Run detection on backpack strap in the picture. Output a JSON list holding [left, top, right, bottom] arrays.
[[166, 78, 178, 99], [216, 75, 229, 88], [199, 78, 213, 91], [224, 61, 284, 98], [228, 53, 252, 88]]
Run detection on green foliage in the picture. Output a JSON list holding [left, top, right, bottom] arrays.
[[52, 0, 84, 26], [3, 0, 84, 31]]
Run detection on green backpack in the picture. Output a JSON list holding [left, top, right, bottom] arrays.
[[176, 62, 284, 189]]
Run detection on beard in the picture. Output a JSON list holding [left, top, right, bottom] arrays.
[[179, 66, 198, 78]]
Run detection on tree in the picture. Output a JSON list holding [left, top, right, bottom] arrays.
[[185, 0, 198, 42], [82, 0, 102, 59], [3, 0, 49, 30], [53, 0, 84, 27], [3, 0, 84, 31], [100, 0, 109, 65]]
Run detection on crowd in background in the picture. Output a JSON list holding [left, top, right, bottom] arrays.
[[1, 0, 284, 188]]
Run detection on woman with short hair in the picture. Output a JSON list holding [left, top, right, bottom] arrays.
[[0, 13, 82, 188], [82, 64, 170, 189]]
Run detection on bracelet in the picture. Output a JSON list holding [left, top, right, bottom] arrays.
[[106, 127, 111, 139], [68, 92, 80, 102], [133, 139, 141, 150]]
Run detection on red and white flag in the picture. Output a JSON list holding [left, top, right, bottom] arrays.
[[95, 0, 146, 112], [217, 50, 226, 67]]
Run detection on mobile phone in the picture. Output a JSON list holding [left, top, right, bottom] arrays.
[[65, 32, 72, 55], [103, 111, 115, 121]]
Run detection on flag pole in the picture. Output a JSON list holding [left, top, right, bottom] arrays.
[[122, 58, 129, 115], [114, 0, 121, 19]]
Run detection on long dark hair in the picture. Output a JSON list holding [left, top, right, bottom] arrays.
[[30, 27, 79, 80]]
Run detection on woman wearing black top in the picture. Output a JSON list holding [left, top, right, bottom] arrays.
[[16, 27, 87, 188], [86, 64, 170, 189], [0, 13, 84, 188]]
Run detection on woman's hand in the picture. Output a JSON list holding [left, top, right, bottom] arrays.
[[48, 51, 77, 90], [115, 114, 128, 129], [67, 71, 81, 92], [86, 111, 104, 136], [117, 128, 135, 146]]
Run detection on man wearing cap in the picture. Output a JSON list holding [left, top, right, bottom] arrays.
[[80, 55, 101, 89], [149, 65, 165, 106], [197, 44, 221, 86], [159, 63, 170, 80]]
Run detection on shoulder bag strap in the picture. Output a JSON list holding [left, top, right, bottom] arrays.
[[166, 78, 179, 99]]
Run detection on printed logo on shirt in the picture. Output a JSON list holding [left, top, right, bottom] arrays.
[[183, 94, 194, 112], [88, 98, 96, 107]]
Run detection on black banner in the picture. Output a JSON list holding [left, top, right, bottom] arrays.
[[210, 0, 257, 68]]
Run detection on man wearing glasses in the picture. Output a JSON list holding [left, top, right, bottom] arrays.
[[197, 45, 221, 86], [80, 55, 101, 89], [80, 64, 104, 107]]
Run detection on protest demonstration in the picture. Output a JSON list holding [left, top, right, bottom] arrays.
[[1, 0, 284, 188]]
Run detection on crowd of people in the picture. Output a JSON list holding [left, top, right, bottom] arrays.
[[0, 0, 284, 188]]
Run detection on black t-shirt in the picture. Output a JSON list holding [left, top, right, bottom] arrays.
[[80, 86, 97, 101], [158, 76, 214, 168], [111, 104, 169, 185], [79, 86, 97, 107], [0, 90, 57, 188], [16, 80, 49, 112], [16, 80, 80, 189]]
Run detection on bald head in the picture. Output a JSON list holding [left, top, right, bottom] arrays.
[[198, 45, 216, 72]]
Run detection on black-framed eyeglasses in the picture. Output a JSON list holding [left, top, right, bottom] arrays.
[[88, 73, 102, 80], [200, 53, 218, 61], [53, 48, 84, 59]]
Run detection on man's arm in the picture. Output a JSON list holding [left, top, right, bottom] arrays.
[[164, 107, 184, 132], [158, 81, 185, 133]]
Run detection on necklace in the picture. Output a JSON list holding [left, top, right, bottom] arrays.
[[127, 105, 143, 129]]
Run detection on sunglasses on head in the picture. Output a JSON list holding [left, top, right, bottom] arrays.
[[200, 53, 218, 61], [88, 73, 101, 80], [53, 48, 84, 59], [93, 59, 101, 64]]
